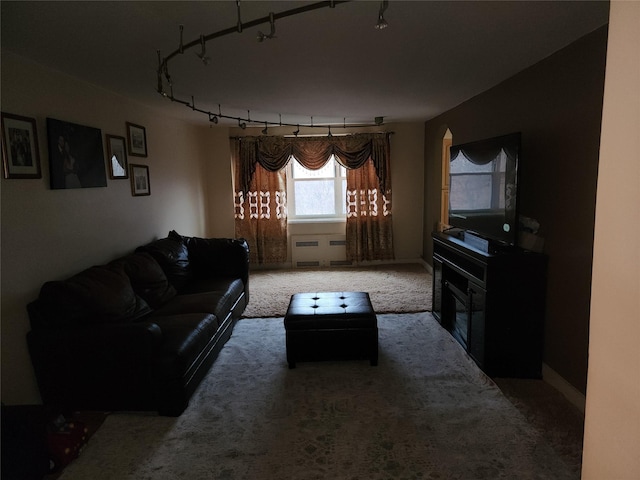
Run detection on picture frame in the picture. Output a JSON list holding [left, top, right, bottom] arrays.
[[130, 163, 150, 196], [46, 118, 107, 189], [126, 122, 147, 157], [106, 134, 128, 179], [1, 112, 42, 179]]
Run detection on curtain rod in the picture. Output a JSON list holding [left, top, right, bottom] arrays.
[[229, 132, 394, 140]]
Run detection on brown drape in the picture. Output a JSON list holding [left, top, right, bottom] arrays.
[[346, 158, 394, 263], [234, 133, 394, 263], [238, 133, 391, 193], [233, 140, 287, 265]]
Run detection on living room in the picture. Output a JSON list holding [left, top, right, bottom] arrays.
[[1, 2, 638, 478]]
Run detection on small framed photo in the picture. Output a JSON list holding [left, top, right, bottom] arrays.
[[130, 163, 150, 196], [106, 134, 128, 179], [1, 112, 42, 179], [126, 122, 147, 157]]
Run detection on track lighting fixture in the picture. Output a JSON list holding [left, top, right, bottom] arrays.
[[257, 12, 276, 42], [375, 0, 389, 29], [156, 1, 388, 129]]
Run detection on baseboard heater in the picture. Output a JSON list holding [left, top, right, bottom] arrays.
[[291, 235, 351, 268]]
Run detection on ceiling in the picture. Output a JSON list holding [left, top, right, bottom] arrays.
[[1, 1, 609, 128]]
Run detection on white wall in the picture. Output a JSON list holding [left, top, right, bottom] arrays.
[[0, 53, 215, 404], [582, 2, 640, 478]]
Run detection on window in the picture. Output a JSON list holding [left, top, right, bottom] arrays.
[[287, 155, 346, 220], [449, 149, 507, 213]]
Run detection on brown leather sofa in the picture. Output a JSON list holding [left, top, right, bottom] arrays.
[[26, 231, 249, 416]]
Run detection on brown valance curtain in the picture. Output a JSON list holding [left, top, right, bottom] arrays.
[[238, 133, 391, 194], [233, 133, 393, 264]]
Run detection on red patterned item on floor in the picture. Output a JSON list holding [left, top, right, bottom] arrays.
[[47, 414, 89, 473]]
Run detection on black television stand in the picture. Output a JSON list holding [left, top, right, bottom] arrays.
[[431, 231, 547, 378]]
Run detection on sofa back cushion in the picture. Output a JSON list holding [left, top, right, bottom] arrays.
[[113, 252, 177, 309], [185, 237, 246, 281], [37, 264, 150, 327], [136, 232, 192, 292]]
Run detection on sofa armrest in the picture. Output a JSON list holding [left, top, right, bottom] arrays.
[[27, 322, 162, 411], [186, 237, 250, 286]]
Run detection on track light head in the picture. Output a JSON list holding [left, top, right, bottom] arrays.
[[196, 34, 211, 65], [375, 15, 388, 30], [375, 0, 389, 29], [209, 114, 219, 124], [257, 12, 276, 42], [262, 123, 268, 135]]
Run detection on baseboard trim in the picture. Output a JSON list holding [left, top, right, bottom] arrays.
[[418, 258, 432, 274], [542, 363, 586, 413], [251, 258, 431, 271]]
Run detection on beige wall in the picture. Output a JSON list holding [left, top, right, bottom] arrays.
[[423, 27, 608, 395], [1, 53, 425, 404], [0, 53, 222, 404], [200, 127, 235, 238], [582, 2, 640, 477]]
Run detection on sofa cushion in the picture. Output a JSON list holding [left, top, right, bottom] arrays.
[[184, 236, 244, 279], [113, 252, 177, 309], [38, 265, 150, 326], [151, 278, 245, 321], [136, 232, 192, 292], [153, 313, 219, 380]]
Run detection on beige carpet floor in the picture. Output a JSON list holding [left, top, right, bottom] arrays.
[[243, 263, 432, 318], [59, 313, 578, 480]]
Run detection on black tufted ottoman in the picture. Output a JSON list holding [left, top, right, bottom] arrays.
[[284, 291, 378, 368]]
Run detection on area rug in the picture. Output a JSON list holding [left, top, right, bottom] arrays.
[[243, 263, 432, 318], [60, 313, 576, 480]]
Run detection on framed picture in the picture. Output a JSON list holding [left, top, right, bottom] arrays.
[[130, 163, 150, 196], [126, 122, 147, 157], [46, 118, 107, 189], [1, 112, 42, 179], [106, 134, 128, 179]]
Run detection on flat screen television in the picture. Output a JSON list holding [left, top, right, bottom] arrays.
[[448, 132, 520, 246]]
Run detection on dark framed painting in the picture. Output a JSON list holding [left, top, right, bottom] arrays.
[[130, 163, 150, 196], [46, 118, 107, 189], [106, 134, 128, 179], [1, 112, 42, 179], [126, 122, 147, 157]]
